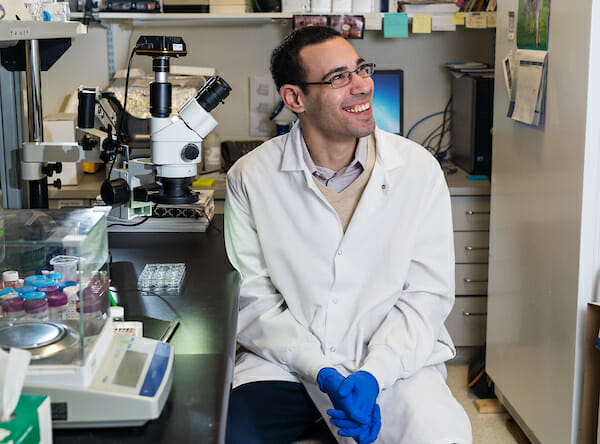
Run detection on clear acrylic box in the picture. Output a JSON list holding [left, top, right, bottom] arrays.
[[0, 207, 111, 371]]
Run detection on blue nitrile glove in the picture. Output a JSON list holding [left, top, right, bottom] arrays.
[[328, 403, 382, 444], [317, 367, 345, 398], [332, 370, 379, 424]]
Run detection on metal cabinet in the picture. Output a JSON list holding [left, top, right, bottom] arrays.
[[445, 169, 490, 346]]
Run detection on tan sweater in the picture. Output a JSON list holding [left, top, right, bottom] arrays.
[[313, 135, 376, 233]]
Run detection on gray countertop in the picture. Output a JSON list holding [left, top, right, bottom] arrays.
[[49, 163, 489, 202]]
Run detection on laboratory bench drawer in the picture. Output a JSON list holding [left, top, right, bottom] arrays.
[[454, 231, 490, 263], [451, 196, 490, 231], [455, 263, 488, 295], [445, 296, 487, 346]]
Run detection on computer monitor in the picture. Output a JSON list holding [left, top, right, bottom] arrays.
[[371, 69, 404, 136]]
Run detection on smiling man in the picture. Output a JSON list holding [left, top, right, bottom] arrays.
[[224, 26, 472, 444]]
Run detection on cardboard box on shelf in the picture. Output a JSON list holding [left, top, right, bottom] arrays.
[[43, 113, 84, 186]]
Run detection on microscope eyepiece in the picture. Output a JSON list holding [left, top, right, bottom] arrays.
[[195, 76, 232, 113]]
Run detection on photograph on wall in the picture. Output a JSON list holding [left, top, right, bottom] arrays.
[[517, 0, 551, 50], [329, 15, 365, 39], [293, 15, 328, 29], [293, 15, 364, 39]]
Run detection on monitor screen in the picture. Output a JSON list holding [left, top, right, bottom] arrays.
[[371, 70, 404, 136]]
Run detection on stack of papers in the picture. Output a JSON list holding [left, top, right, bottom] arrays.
[[209, 0, 249, 13], [446, 62, 495, 74], [507, 50, 548, 127], [398, 1, 459, 14], [396, 0, 459, 31]]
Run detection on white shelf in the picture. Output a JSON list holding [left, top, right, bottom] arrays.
[[0, 21, 87, 43], [69, 11, 384, 29], [71, 11, 289, 21]]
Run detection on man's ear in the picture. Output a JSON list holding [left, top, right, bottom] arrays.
[[280, 85, 305, 114]]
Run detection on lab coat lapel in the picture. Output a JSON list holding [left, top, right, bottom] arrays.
[[279, 125, 409, 236], [343, 129, 406, 236]]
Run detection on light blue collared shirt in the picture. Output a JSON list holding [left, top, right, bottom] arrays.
[[300, 136, 367, 192]]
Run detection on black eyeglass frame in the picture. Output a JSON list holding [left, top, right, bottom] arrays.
[[295, 63, 376, 89]]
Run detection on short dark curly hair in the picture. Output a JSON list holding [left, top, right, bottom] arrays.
[[270, 26, 342, 93]]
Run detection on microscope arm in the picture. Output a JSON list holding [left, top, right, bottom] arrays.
[[22, 142, 104, 164]]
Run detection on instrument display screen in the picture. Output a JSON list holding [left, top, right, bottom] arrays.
[[113, 350, 147, 387]]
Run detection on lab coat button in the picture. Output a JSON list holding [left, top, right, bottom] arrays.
[[337, 250, 342, 255], [381, 184, 387, 190], [330, 347, 336, 352]]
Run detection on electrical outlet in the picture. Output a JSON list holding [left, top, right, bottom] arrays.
[[10, 28, 30, 38]]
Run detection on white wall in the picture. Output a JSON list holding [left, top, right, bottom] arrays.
[[41, 22, 494, 141]]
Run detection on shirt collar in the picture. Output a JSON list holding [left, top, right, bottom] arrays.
[[300, 134, 368, 178], [281, 123, 406, 173]]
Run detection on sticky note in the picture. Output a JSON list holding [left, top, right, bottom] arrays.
[[452, 12, 465, 25], [486, 12, 497, 28], [192, 178, 216, 187], [465, 12, 487, 29], [383, 13, 409, 38], [412, 14, 432, 34], [432, 14, 455, 31]]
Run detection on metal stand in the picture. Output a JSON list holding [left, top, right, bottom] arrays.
[[24, 39, 48, 208], [0, 21, 86, 209]]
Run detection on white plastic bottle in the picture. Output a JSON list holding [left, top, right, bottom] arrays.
[[2, 297, 26, 321], [63, 284, 80, 320], [48, 292, 69, 320], [24, 297, 49, 320], [2, 271, 19, 289]]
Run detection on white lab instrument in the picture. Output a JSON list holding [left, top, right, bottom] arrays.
[[11, 320, 174, 428], [0, 208, 174, 428]]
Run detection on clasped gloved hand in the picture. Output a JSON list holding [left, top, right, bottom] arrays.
[[317, 368, 382, 443], [321, 370, 379, 424], [317, 367, 346, 400], [328, 403, 382, 444]]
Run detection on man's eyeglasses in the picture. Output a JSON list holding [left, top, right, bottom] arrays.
[[296, 63, 376, 89]]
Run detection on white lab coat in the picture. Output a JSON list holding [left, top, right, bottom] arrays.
[[224, 122, 470, 443]]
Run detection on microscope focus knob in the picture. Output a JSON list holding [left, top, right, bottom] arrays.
[[81, 134, 98, 151], [183, 143, 200, 161], [101, 178, 130, 206]]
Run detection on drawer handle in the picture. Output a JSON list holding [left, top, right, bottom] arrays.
[[463, 311, 487, 317], [465, 210, 491, 216], [463, 278, 488, 283], [464, 246, 489, 251]]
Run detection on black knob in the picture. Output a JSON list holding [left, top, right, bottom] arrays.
[[183, 143, 200, 161], [81, 134, 98, 151], [41, 162, 62, 177], [101, 178, 130, 205], [52, 179, 62, 190]]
